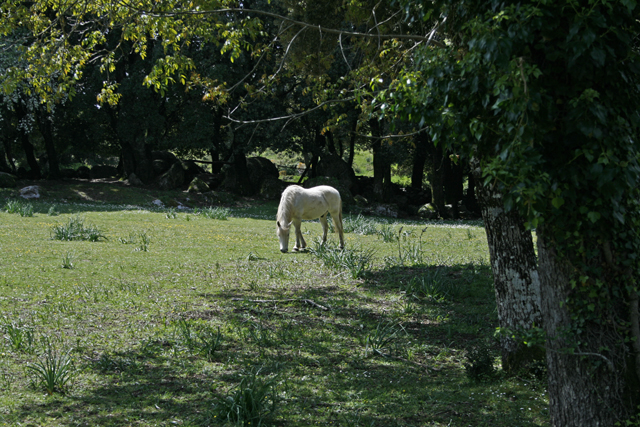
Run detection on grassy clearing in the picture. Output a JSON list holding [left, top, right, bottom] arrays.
[[0, 184, 548, 426]]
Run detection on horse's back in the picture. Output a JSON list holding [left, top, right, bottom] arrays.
[[287, 185, 341, 220]]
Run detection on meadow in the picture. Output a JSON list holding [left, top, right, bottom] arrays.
[[0, 185, 549, 427]]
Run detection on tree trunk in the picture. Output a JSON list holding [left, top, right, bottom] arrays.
[[20, 133, 41, 179], [370, 119, 391, 202], [426, 143, 446, 217], [36, 112, 60, 179], [472, 160, 543, 373], [444, 154, 464, 219], [347, 117, 357, 168], [537, 226, 627, 426], [411, 131, 429, 189]]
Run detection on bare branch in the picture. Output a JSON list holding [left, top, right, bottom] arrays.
[[137, 7, 446, 48]]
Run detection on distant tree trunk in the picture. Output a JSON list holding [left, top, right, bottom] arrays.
[[2, 136, 16, 173], [464, 169, 481, 216], [537, 226, 628, 426], [36, 111, 60, 179], [347, 117, 357, 167], [411, 132, 429, 189], [326, 131, 336, 154], [444, 154, 464, 219], [426, 143, 445, 217], [20, 133, 41, 179], [370, 118, 391, 202], [0, 136, 12, 173], [472, 159, 543, 372]]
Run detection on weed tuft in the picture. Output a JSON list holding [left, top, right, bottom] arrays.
[[26, 342, 75, 395], [4, 199, 34, 217], [200, 206, 231, 220], [50, 215, 107, 241], [213, 367, 278, 426], [309, 238, 374, 279]]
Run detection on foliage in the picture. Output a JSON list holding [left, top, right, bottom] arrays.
[[199, 206, 232, 220], [464, 341, 497, 382]]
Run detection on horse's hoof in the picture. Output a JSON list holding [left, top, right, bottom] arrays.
[[292, 247, 299, 252], [280, 249, 288, 253]]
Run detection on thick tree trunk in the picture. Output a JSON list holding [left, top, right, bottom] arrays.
[[473, 160, 543, 372], [537, 226, 627, 426]]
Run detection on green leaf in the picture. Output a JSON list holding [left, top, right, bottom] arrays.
[[587, 212, 601, 223], [552, 197, 564, 209]]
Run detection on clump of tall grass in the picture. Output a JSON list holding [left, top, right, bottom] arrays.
[[213, 367, 278, 426], [342, 214, 378, 235], [26, 341, 76, 395], [50, 215, 107, 241], [198, 206, 231, 220], [3, 199, 34, 217], [309, 238, 374, 279]]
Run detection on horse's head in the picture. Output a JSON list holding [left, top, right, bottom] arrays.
[[276, 221, 291, 253]]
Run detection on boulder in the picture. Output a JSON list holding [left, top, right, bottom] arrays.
[[127, 173, 144, 186], [259, 177, 287, 200], [19, 185, 40, 199], [247, 157, 279, 188], [315, 152, 357, 192], [187, 176, 211, 193], [374, 203, 399, 218], [180, 160, 206, 183], [75, 166, 90, 179], [418, 203, 439, 219], [90, 165, 118, 179], [0, 172, 16, 188], [158, 162, 185, 190]]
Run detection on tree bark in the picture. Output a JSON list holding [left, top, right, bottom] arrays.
[[370, 118, 391, 202], [36, 111, 60, 179], [426, 143, 446, 217], [537, 226, 626, 426], [411, 131, 429, 189], [472, 160, 543, 372]]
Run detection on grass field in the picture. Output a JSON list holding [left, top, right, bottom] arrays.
[[0, 182, 548, 427]]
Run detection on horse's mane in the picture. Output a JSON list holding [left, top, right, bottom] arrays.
[[276, 185, 302, 225]]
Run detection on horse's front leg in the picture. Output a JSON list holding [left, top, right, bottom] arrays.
[[293, 220, 306, 251]]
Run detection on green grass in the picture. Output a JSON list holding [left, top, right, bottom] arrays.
[[0, 182, 548, 426]]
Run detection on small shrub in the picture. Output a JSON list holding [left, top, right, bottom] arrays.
[[213, 367, 278, 426], [50, 215, 107, 242], [464, 341, 497, 382]]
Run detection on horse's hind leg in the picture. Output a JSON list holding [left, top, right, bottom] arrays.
[[319, 214, 329, 244], [331, 209, 345, 250]]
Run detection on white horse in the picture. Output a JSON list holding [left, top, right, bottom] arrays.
[[276, 185, 345, 253]]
